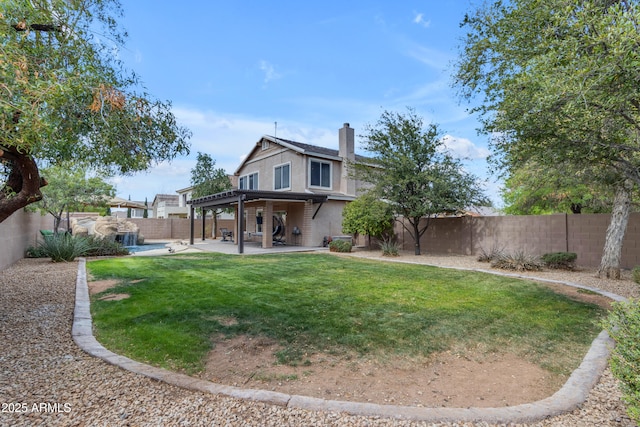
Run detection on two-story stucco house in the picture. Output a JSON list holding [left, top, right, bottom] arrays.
[[188, 123, 367, 252]]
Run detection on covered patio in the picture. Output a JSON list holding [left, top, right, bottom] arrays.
[[187, 189, 328, 254]]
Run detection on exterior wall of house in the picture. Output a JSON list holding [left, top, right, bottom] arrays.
[[237, 143, 350, 195], [305, 199, 349, 246], [238, 147, 305, 192]]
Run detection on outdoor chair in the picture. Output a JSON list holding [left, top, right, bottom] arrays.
[[220, 228, 233, 242]]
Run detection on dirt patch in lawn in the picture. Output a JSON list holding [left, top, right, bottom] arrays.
[[200, 334, 565, 408], [88, 279, 120, 295], [88, 278, 147, 300]]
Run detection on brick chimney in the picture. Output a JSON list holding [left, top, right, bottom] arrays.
[[339, 123, 356, 196]]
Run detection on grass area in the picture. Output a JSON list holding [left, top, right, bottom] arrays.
[[88, 252, 606, 376]]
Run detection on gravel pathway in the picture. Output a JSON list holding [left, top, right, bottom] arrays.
[[0, 255, 637, 426]]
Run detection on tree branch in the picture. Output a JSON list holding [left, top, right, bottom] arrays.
[[0, 149, 47, 223], [13, 23, 62, 32]]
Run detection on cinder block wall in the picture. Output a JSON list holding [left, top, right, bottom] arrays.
[[0, 210, 53, 270], [393, 213, 640, 269], [129, 218, 234, 240]]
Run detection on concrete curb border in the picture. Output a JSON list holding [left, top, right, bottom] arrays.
[[72, 258, 620, 424]]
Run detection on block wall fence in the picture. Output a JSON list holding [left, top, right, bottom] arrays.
[[3, 211, 639, 270], [0, 210, 53, 271], [395, 213, 640, 269]]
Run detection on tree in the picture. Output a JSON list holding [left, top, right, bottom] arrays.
[[353, 109, 488, 255], [190, 152, 232, 237], [342, 193, 394, 247], [0, 1, 191, 224], [33, 164, 115, 232], [143, 197, 149, 218], [502, 160, 616, 215], [454, 0, 640, 278]]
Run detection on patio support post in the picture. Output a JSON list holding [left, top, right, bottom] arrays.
[[262, 201, 273, 249], [238, 194, 245, 254], [189, 205, 195, 245], [201, 209, 206, 241]]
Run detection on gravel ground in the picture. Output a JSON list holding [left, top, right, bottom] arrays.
[[0, 254, 637, 426]]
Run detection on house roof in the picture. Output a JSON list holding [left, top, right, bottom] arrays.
[[109, 196, 146, 209], [152, 194, 179, 206], [188, 189, 327, 209], [234, 135, 370, 175]]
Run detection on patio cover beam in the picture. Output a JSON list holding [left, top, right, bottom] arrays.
[[187, 189, 327, 253]]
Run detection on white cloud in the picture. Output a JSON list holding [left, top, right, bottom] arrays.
[[259, 60, 281, 84], [413, 12, 431, 28], [441, 134, 490, 160], [406, 45, 452, 70]]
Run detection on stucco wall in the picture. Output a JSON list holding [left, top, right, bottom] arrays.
[[0, 210, 53, 270]]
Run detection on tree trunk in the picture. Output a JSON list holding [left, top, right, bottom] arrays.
[[597, 181, 632, 279], [413, 220, 421, 255], [0, 150, 46, 224]]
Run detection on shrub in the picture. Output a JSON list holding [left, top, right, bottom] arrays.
[[329, 239, 352, 253], [490, 251, 542, 271], [27, 233, 93, 262], [27, 234, 128, 261], [541, 252, 577, 270], [602, 300, 640, 424], [477, 244, 504, 263], [83, 235, 129, 256], [379, 238, 399, 256], [633, 267, 640, 285]]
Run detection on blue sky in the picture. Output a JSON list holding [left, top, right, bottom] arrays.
[[109, 1, 500, 205]]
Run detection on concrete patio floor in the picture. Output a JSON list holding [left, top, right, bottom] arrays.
[[131, 238, 328, 256]]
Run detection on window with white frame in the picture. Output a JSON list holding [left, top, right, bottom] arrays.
[[239, 172, 259, 190], [274, 163, 291, 190], [309, 159, 331, 188]]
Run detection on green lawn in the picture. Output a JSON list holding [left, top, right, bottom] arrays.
[[88, 252, 606, 376]]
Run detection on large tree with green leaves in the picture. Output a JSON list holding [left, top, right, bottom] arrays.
[[502, 160, 616, 215], [32, 164, 115, 232], [455, 0, 640, 278], [353, 109, 487, 255], [0, 0, 190, 224], [190, 152, 231, 237]]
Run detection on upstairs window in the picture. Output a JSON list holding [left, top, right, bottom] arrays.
[[274, 163, 290, 190], [239, 172, 258, 190], [310, 159, 331, 189]]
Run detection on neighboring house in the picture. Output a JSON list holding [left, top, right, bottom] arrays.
[[109, 196, 150, 218], [188, 123, 368, 251], [178, 183, 235, 220], [152, 194, 187, 219]]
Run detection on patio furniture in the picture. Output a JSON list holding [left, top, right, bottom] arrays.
[[220, 228, 233, 242]]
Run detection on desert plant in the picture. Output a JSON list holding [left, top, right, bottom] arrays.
[[602, 300, 640, 424], [329, 239, 352, 253], [541, 252, 577, 270], [490, 251, 542, 271], [27, 234, 128, 261], [380, 237, 399, 256], [633, 267, 640, 285], [28, 233, 95, 262], [476, 244, 504, 263]]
